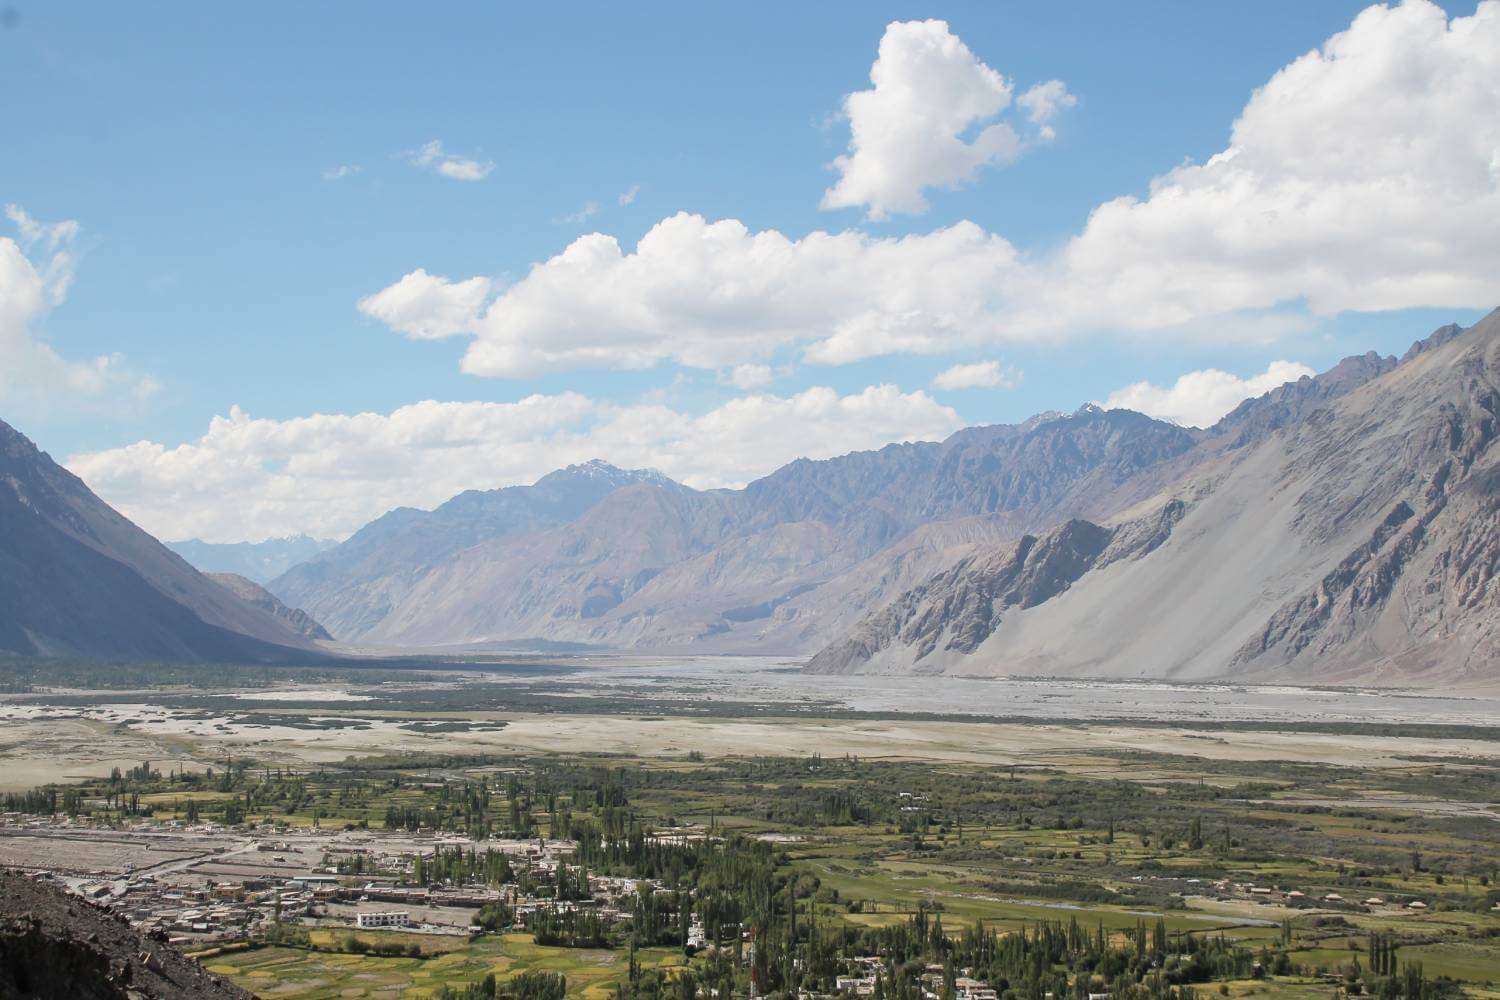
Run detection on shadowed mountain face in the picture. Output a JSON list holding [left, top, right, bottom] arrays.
[[0, 419, 319, 662], [808, 312, 1500, 686]]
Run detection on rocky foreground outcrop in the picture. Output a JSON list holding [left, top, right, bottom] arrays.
[[0, 870, 255, 999]]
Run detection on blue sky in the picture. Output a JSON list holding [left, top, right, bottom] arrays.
[[2, 1, 1496, 541]]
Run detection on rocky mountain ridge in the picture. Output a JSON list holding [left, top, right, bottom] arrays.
[[268, 406, 1207, 651], [262, 324, 1440, 659]]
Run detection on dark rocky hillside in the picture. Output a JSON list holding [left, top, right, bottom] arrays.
[[0, 870, 255, 999]]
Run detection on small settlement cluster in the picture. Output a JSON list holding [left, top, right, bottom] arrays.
[[1, 811, 675, 947]]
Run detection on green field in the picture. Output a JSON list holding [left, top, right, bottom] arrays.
[[204, 932, 688, 1000]]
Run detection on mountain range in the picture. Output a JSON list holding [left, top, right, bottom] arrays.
[[265, 409, 1199, 651], [251, 311, 1496, 689], [3, 311, 1496, 685]]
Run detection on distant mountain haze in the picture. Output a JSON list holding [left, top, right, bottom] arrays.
[[269, 460, 687, 641], [168, 535, 337, 584]]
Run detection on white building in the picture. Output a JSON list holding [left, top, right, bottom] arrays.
[[357, 911, 412, 928]]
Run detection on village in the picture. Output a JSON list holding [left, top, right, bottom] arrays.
[[1, 811, 620, 944], [0, 809, 1062, 1000]]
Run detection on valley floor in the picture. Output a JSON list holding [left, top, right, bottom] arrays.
[[4, 655, 1500, 791], [1, 657, 1497, 999]]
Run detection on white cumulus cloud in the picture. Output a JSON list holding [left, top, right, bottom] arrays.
[[1017, 80, 1076, 141], [1102, 359, 1315, 429], [931, 360, 1022, 391], [361, 1, 1500, 375], [0, 206, 158, 412], [727, 363, 775, 390], [820, 21, 1074, 219], [356, 269, 492, 341], [1042, 0, 1500, 329], [821, 20, 1045, 220], [67, 385, 962, 543], [365, 213, 1021, 377], [405, 140, 494, 181], [321, 164, 361, 181]]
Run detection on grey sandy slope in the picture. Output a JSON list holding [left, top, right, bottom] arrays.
[[0, 417, 322, 662], [807, 312, 1500, 685]]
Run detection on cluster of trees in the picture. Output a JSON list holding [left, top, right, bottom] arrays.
[[331, 852, 375, 875], [529, 906, 610, 949], [1358, 936, 1457, 1000], [433, 971, 567, 1000], [0, 785, 84, 815], [334, 934, 422, 958], [411, 846, 517, 888], [729, 903, 1269, 1000], [472, 900, 513, 932], [1365, 961, 1458, 1000]]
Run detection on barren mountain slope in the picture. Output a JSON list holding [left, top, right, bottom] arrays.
[[807, 312, 1500, 685]]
